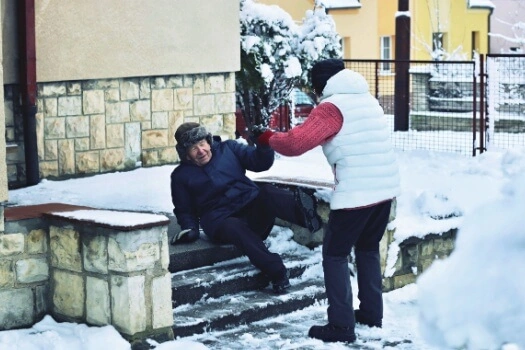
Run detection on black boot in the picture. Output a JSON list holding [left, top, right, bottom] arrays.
[[308, 323, 356, 343], [271, 270, 291, 294], [355, 309, 382, 328], [294, 187, 322, 233]]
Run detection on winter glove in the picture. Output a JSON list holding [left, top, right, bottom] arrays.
[[250, 125, 274, 147], [171, 228, 200, 245], [256, 130, 275, 147]]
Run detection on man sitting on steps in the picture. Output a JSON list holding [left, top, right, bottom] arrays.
[[170, 122, 322, 294]]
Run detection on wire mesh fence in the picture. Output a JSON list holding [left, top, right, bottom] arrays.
[[485, 54, 525, 151], [343, 59, 478, 156], [343, 56, 525, 157]]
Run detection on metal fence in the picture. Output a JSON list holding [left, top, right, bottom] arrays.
[[485, 54, 525, 151], [343, 55, 525, 157]]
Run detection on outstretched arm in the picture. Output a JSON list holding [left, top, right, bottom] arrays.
[[268, 102, 343, 156], [225, 139, 275, 173]]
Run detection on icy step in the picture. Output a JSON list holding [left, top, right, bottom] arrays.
[[172, 279, 326, 338], [167, 216, 243, 273], [171, 253, 319, 307]]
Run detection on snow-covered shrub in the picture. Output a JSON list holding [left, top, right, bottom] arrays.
[[237, 0, 342, 134]]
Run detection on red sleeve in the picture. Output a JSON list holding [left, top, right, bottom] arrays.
[[268, 102, 343, 156]]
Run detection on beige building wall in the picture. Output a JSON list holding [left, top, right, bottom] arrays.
[[411, 0, 491, 60], [2, 0, 240, 186], [259, 0, 378, 59], [258, 0, 314, 24], [455, 4, 491, 57], [329, 5, 378, 59], [3, 0, 240, 83]]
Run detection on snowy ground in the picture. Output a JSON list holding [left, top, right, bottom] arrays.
[[0, 228, 434, 350], [3, 139, 525, 349]]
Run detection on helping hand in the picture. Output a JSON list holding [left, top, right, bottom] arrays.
[[250, 125, 275, 147]]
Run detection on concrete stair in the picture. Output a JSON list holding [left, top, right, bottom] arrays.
[[172, 278, 325, 338], [167, 218, 326, 338]]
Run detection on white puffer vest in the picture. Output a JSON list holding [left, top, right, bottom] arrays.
[[320, 69, 400, 209]]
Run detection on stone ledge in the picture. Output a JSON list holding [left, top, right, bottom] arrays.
[[5, 203, 92, 221], [5, 203, 169, 231], [44, 209, 169, 231]]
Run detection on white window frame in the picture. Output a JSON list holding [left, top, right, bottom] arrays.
[[380, 36, 391, 72]]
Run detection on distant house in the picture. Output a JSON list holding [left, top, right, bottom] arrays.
[[489, 0, 524, 53], [412, 0, 494, 60], [1, 0, 240, 193], [259, 0, 493, 60]]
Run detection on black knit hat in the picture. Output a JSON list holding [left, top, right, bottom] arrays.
[[310, 58, 345, 95], [175, 122, 212, 159]]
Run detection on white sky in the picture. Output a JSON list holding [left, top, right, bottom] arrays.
[[3, 139, 525, 349]]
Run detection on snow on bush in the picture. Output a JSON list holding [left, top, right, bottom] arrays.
[[237, 0, 341, 132]]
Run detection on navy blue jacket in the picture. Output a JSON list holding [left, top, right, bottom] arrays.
[[170, 139, 274, 239]]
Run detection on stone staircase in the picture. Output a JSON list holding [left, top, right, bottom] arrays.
[[167, 217, 326, 339]]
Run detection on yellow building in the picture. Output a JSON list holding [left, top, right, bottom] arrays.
[[258, 0, 493, 61], [412, 0, 493, 60]]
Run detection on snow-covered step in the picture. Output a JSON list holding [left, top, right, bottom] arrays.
[[167, 216, 243, 273], [172, 279, 326, 338], [171, 253, 317, 307]]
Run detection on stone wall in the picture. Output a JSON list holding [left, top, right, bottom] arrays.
[[381, 229, 456, 292], [259, 178, 457, 293], [0, 217, 49, 330], [5, 72, 236, 187], [0, 205, 173, 345]]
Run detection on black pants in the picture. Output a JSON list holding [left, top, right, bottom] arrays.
[[215, 184, 302, 282], [323, 200, 392, 328]]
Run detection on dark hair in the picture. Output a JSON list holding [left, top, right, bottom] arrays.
[[310, 58, 345, 95]]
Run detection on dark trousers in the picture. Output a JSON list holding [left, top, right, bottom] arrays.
[[323, 200, 392, 328], [215, 184, 301, 281]]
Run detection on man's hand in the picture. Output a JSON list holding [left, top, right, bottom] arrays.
[[171, 228, 200, 244], [250, 125, 274, 147]]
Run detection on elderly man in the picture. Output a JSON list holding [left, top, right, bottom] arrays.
[[170, 122, 322, 294]]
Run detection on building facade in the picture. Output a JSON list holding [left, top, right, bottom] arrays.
[[259, 0, 493, 60], [2, 0, 240, 189]]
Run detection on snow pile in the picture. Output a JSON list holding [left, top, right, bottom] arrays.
[[417, 152, 525, 349]]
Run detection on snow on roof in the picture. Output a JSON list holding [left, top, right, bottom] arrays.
[[318, 0, 361, 9], [49, 209, 169, 229], [468, 0, 495, 9]]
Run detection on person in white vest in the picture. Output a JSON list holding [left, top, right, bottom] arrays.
[[255, 58, 401, 343]]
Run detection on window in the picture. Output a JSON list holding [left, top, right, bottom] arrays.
[[342, 37, 351, 59], [432, 32, 444, 52], [471, 31, 479, 59], [432, 32, 447, 59], [380, 36, 391, 72]]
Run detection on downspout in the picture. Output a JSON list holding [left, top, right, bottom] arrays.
[[18, 0, 40, 186]]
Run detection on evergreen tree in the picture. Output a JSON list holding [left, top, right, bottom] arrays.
[[237, 0, 300, 133], [237, 0, 342, 136], [296, 4, 343, 87]]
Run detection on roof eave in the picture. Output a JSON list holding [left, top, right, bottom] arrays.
[[325, 5, 362, 10]]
